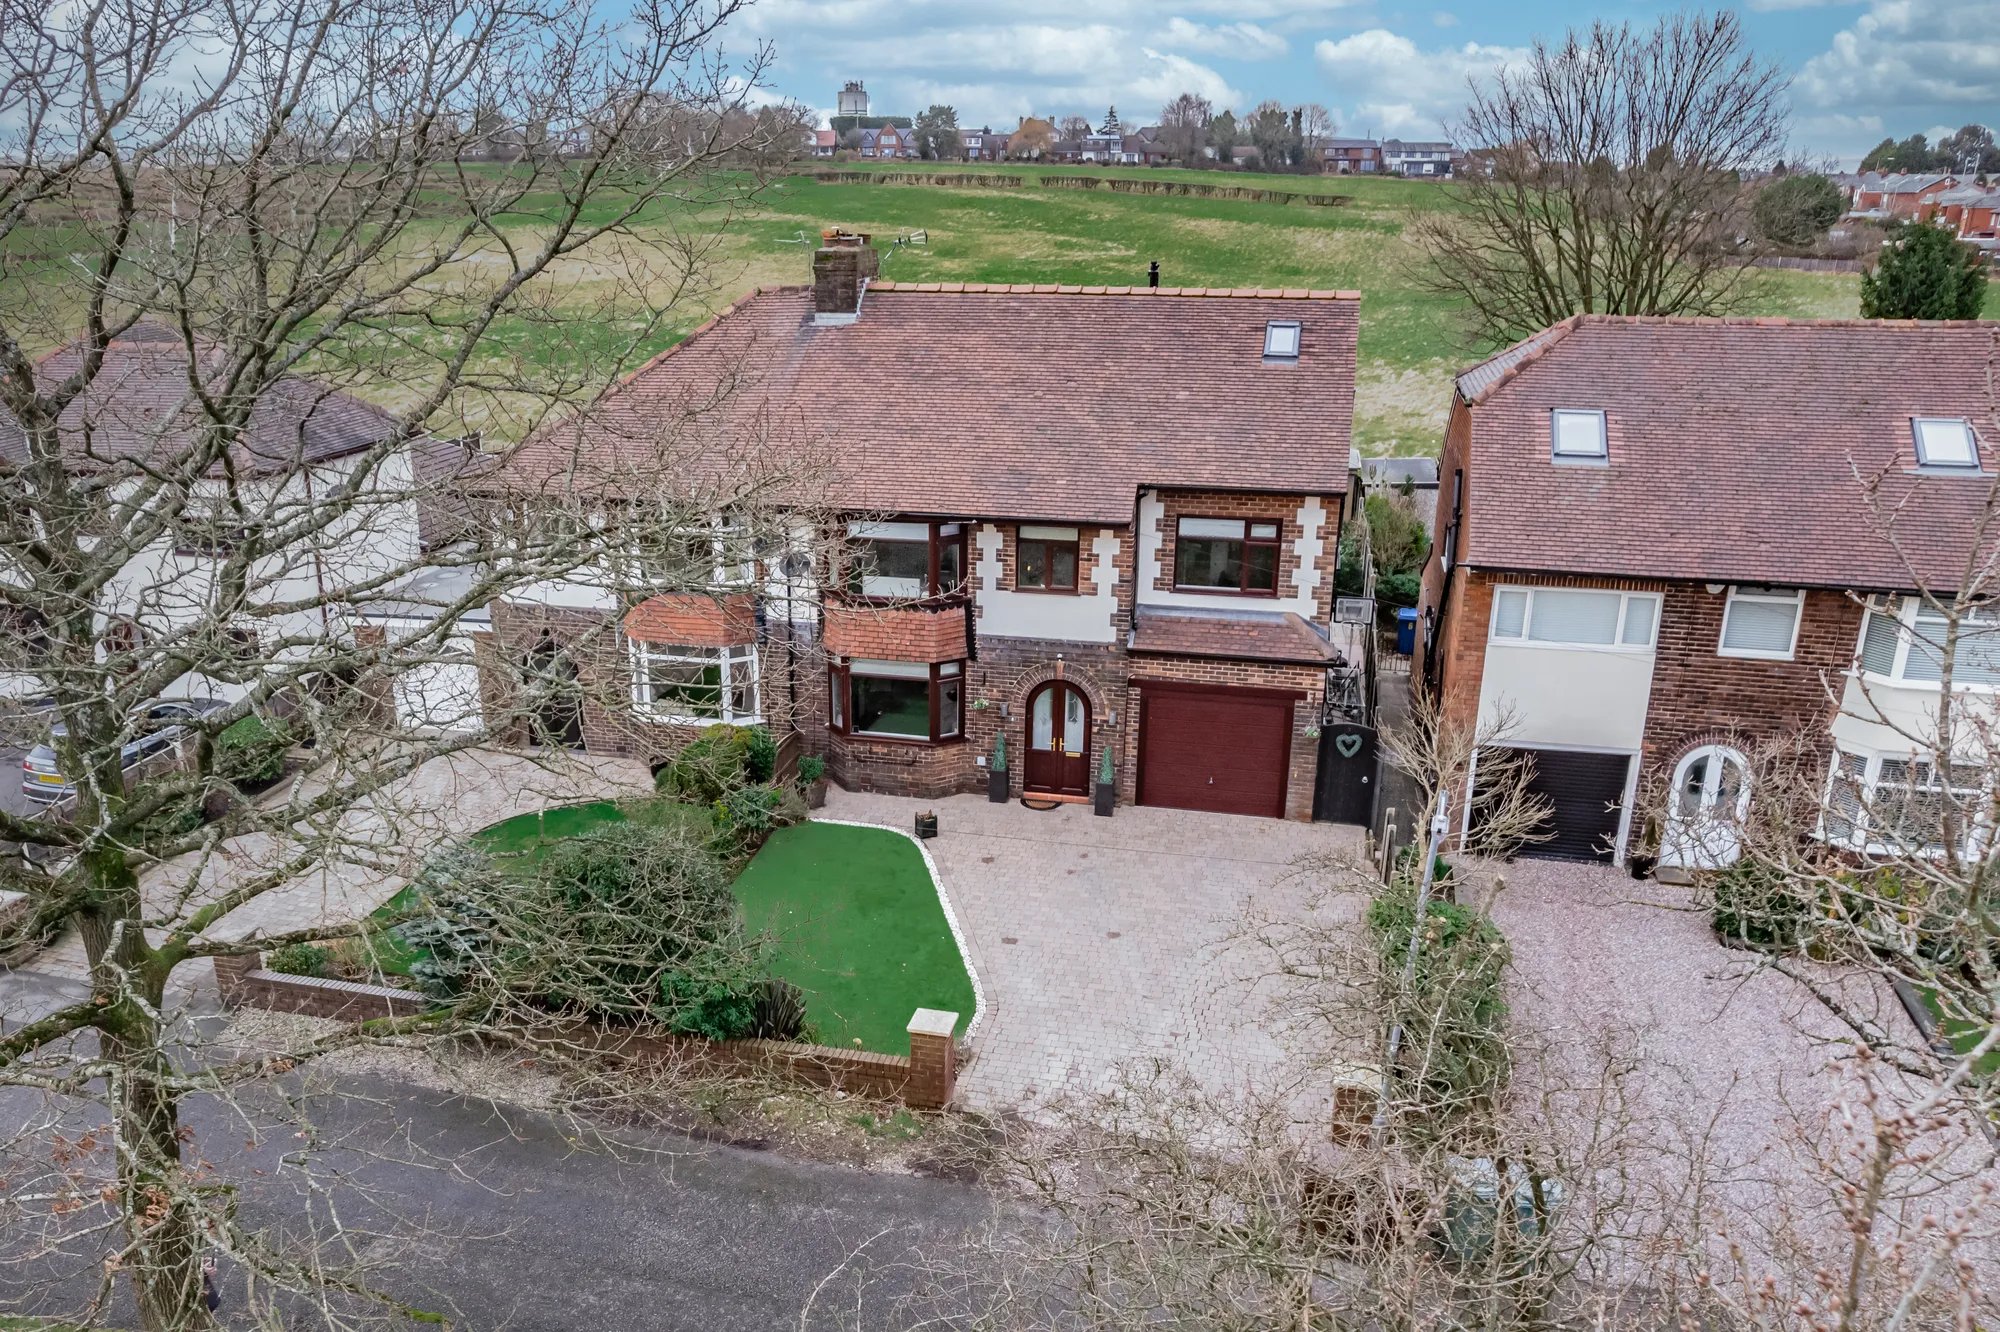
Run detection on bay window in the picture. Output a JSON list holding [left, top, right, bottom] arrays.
[[1855, 596, 2000, 688], [845, 520, 966, 599], [631, 641, 760, 723], [828, 658, 963, 742], [1173, 517, 1281, 595], [1823, 747, 1987, 856]]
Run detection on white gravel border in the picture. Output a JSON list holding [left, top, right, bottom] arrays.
[[807, 816, 988, 1043]]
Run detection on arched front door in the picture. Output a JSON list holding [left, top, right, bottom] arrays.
[[1024, 681, 1090, 798], [1659, 745, 1750, 869]]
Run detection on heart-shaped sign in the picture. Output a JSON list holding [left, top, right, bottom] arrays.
[[1335, 733, 1363, 758]]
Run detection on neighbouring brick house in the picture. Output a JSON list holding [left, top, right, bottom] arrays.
[[1415, 315, 2000, 868], [479, 236, 1367, 821]]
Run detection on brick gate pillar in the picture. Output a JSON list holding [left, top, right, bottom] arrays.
[[904, 1008, 960, 1110]]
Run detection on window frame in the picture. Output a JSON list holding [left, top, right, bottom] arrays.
[[843, 519, 968, 601], [1911, 416, 1981, 472], [1263, 321, 1302, 363], [1820, 745, 1989, 859], [1486, 585, 1660, 651], [1853, 594, 2000, 692], [1716, 586, 1805, 661], [634, 515, 755, 588], [827, 657, 965, 743], [1550, 409, 1608, 465], [1015, 525, 1082, 594], [629, 639, 761, 726], [1171, 515, 1284, 597]]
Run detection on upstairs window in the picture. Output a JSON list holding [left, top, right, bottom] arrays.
[[1913, 417, 1979, 470], [1489, 586, 1658, 649], [637, 517, 753, 588], [1174, 517, 1282, 596], [1857, 595, 2000, 688], [1017, 525, 1081, 592], [1718, 587, 1804, 660], [1551, 409, 1608, 462], [845, 520, 965, 600], [1263, 321, 1301, 361]]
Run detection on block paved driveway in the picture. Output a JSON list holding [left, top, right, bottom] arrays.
[[819, 788, 1362, 1115]]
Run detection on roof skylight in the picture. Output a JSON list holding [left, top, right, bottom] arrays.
[[1913, 417, 1979, 470], [1263, 321, 1301, 361], [1551, 409, 1607, 462]]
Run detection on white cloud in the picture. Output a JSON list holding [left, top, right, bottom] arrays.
[[1793, 0, 2000, 113], [1431, 12, 1460, 27], [1156, 17, 1289, 59], [1313, 29, 1526, 138]]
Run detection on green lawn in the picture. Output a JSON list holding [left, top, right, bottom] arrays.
[[4, 161, 1883, 458], [734, 822, 976, 1054], [380, 805, 977, 1053]]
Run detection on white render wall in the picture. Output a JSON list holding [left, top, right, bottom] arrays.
[[971, 523, 1120, 644], [1831, 672, 2000, 758], [1475, 641, 1659, 751]]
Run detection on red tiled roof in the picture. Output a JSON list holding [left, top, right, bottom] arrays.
[[623, 593, 756, 647], [1454, 316, 2000, 590], [1128, 605, 1339, 664], [492, 284, 1359, 524], [823, 602, 969, 662], [0, 323, 402, 476]]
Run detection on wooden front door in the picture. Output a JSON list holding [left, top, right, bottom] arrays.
[[1023, 681, 1090, 797]]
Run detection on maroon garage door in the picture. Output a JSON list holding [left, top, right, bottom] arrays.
[[1137, 685, 1292, 819]]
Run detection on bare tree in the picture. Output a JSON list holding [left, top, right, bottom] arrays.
[[1055, 115, 1091, 146], [1156, 93, 1212, 166], [1300, 103, 1337, 169], [1411, 11, 1790, 347], [0, 0, 833, 1325]]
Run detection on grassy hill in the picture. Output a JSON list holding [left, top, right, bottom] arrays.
[[667, 167, 1862, 456], [0, 163, 1865, 456]]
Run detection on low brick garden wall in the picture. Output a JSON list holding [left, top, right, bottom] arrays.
[[211, 952, 957, 1108]]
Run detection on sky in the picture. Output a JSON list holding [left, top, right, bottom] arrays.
[[735, 0, 1999, 168]]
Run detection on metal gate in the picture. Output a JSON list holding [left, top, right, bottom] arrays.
[[1313, 722, 1378, 825]]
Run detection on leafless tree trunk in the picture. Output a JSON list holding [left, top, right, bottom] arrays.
[[0, 0, 829, 1324], [1410, 11, 1789, 348]]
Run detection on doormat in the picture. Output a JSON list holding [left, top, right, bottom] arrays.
[[1020, 796, 1063, 812]]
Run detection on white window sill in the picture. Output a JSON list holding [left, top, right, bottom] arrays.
[[1487, 638, 1654, 654], [1849, 668, 2000, 695], [632, 708, 760, 727], [1717, 647, 1796, 662]]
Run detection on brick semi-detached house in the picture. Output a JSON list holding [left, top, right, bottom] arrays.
[[1416, 315, 2000, 868], [478, 234, 1367, 821]]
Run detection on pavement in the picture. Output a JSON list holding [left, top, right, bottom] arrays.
[[818, 787, 1363, 1118], [0, 1069, 995, 1332], [9, 748, 653, 994]]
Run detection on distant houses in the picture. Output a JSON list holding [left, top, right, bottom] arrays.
[[807, 84, 1459, 176], [1834, 171, 2000, 251]]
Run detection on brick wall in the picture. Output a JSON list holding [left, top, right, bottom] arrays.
[[1120, 656, 1323, 821], [1640, 584, 1858, 794], [824, 602, 969, 662], [1149, 489, 1341, 617]]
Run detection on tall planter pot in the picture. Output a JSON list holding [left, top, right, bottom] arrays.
[[1093, 782, 1115, 817], [988, 768, 1009, 803]]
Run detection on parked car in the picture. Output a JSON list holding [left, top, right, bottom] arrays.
[[21, 698, 228, 807]]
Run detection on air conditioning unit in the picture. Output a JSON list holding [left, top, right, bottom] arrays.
[[1334, 597, 1375, 624]]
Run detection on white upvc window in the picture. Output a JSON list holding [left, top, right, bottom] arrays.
[[1488, 586, 1659, 650], [1854, 595, 2000, 689], [1550, 409, 1607, 462], [1717, 586, 1804, 660], [1821, 745, 1988, 858], [635, 516, 753, 588], [630, 641, 760, 724]]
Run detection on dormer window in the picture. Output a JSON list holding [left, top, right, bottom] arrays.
[[1551, 409, 1607, 462], [1913, 417, 1979, 470], [1263, 321, 1301, 361]]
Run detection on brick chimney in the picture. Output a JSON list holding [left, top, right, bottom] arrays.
[[812, 230, 879, 324]]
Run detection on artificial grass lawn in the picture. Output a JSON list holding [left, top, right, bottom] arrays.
[[372, 803, 975, 1054], [734, 822, 976, 1055]]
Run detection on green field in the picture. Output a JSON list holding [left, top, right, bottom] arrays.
[[0, 163, 1867, 455]]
